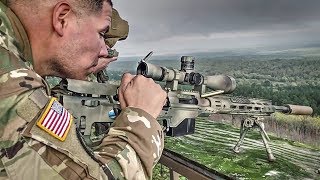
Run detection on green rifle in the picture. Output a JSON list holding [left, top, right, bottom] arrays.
[[51, 51, 313, 161]]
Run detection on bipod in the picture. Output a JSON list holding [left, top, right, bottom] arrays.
[[233, 116, 276, 162]]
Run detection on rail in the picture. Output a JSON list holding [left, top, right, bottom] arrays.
[[159, 148, 235, 180]]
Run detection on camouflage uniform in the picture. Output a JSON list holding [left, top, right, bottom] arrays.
[[0, 2, 163, 180]]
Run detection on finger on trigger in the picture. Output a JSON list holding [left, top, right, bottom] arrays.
[[119, 73, 135, 109], [118, 91, 127, 109]]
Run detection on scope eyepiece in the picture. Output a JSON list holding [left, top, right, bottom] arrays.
[[137, 62, 166, 81], [137, 61, 147, 76]]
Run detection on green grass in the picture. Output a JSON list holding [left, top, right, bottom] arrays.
[[154, 118, 320, 179], [274, 113, 320, 129]]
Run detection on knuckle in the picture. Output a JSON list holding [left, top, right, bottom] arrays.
[[155, 83, 163, 91], [162, 91, 167, 98], [122, 72, 131, 79], [147, 77, 154, 82], [156, 83, 163, 89], [136, 74, 144, 78], [135, 75, 145, 81]]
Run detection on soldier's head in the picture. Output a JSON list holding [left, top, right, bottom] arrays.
[[9, 0, 115, 80]]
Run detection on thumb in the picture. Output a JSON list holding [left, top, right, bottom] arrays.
[[119, 73, 135, 109]]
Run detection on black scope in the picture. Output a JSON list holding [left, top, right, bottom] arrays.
[[137, 56, 236, 93]]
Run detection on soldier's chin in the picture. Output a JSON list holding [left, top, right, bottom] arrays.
[[70, 72, 88, 81], [68, 76, 85, 81], [79, 76, 88, 81]]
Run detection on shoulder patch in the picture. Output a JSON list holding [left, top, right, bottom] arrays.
[[36, 98, 73, 141]]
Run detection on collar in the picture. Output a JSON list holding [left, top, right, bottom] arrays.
[[1, 1, 34, 65], [0, 0, 8, 5]]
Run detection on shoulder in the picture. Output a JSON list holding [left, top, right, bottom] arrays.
[[0, 3, 29, 74], [0, 3, 20, 55]]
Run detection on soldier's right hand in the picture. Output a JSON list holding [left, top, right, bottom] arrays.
[[118, 73, 167, 119]]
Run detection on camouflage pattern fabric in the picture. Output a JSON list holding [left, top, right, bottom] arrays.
[[104, 8, 129, 48], [0, 2, 164, 179]]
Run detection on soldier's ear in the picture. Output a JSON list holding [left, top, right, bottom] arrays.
[[52, 2, 72, 36]]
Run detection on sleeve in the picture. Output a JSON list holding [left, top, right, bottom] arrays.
[[93, 107, 164, 180], [1, 68, 165, 180], [0, 68, 46, 148], [0, 50, 163, 179]]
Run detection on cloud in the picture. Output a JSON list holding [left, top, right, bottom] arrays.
[[112, 0, 320, 56]]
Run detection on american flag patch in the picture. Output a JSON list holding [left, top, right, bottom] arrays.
[[37, 98, 73, 141]]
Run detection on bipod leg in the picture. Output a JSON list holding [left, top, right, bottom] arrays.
[[233, 120, 249, 153], [256, 119, 276, 162], [169, 168, 180, 180]]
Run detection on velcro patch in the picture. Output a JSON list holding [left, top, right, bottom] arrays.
[[37, 98, 73, 141]]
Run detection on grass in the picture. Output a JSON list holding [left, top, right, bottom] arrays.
[[153, 118, 320, 179]]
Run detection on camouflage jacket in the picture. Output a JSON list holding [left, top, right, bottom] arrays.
[[0, 2, 163, 180]]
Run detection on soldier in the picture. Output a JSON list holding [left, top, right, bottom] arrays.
[[0, 0, 166, 179]]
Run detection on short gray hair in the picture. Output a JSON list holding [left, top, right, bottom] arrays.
[[77, 0, 113, 14], [7, 0, 113, 14]]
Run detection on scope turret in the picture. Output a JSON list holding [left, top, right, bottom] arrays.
[[180, 56, 195, 73]]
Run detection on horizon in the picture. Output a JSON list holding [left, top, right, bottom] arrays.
[[113, 46, 320, 62]]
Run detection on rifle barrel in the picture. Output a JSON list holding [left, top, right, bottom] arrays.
[[275, 104, 313, 115]]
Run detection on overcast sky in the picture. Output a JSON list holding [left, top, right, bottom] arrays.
[[112, 0, 320, 57]]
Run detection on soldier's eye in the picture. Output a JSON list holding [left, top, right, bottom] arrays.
[[99, 32, 105, 38]]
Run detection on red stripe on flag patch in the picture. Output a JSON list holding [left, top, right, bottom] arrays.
[[37, 98, 73, 141]]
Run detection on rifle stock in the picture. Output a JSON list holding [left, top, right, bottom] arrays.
[[51, 78, 120, 147]]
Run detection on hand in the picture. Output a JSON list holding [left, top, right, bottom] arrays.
[[119, 73, 167, 119], [92, 57, 118, 73]]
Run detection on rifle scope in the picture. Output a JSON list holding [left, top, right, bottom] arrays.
[[137, 56, 236, 93]]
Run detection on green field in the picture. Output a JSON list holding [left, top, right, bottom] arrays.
[[153, 118, 320, 179]]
